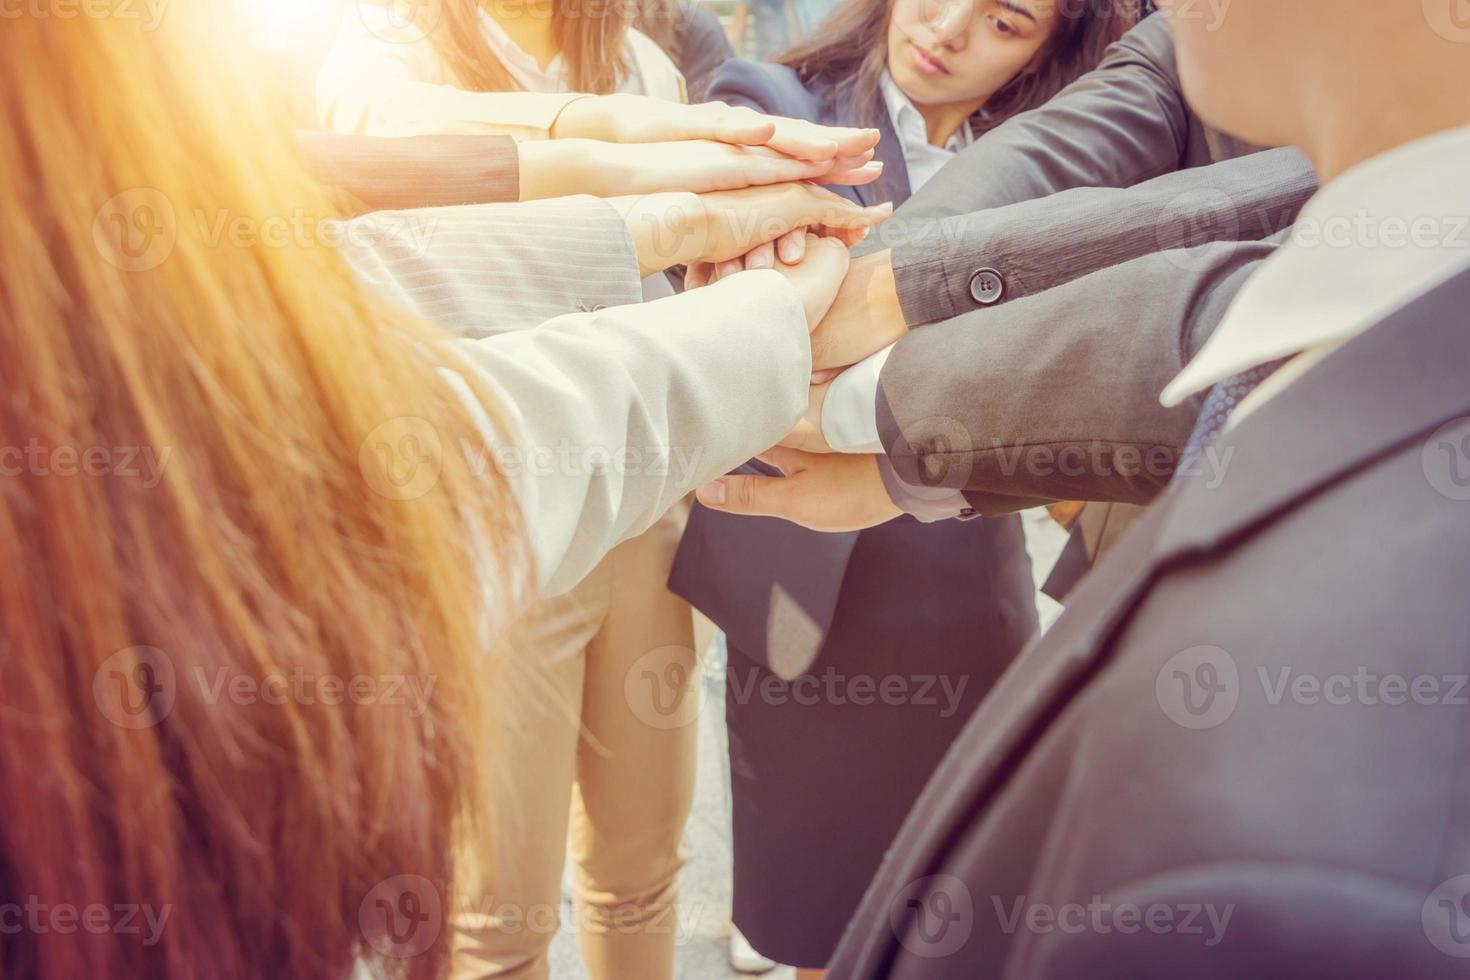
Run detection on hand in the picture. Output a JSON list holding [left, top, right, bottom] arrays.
[[769, 234, 851, 329], [518, 139, 883, 200], [808, 249, 909, 371], [694, 448, 901, 531], [684, 218, 872, 286], [778, 376, 834, 453], [551, 94, 881, 162], [611, 185, 887, 277]]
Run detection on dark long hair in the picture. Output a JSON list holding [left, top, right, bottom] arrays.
[[779, 0, 1142, 134]]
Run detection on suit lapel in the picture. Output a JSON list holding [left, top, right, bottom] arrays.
[[837, 265, 1470, 979], [825, 80, 911, 208], [1155, 265, 1470, 561]]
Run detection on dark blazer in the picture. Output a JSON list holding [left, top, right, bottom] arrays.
[[669, 58, 917, 678], [858, 12, 1314, 598], [296, 131, 521, 214], [875, 155, 1314, 513], [828, 265, 1470, 979], [655, 2, 736, 102]]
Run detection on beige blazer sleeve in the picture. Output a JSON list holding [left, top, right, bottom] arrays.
[[449, 273, 810, 595], [317, 7, 685, 137], [337, 195, 807, 595]]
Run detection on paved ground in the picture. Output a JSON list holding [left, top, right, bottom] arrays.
[[549, 511, 1067, 978]]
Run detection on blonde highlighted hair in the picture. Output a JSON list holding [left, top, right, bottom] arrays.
[[0, 4, 525, 978]]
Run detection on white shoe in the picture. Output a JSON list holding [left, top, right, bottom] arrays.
[[728, 927, 776, 974]]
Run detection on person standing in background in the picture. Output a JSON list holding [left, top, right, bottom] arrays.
[[728, 0, 844, 60], [676, 1, 1134, 977]]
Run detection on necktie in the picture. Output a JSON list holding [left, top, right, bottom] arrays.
[[1174, 357, 1291, 480]]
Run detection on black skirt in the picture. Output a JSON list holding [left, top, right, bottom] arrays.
[[727, 513, 1039, 967]]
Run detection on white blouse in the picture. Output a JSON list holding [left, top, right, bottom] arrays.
[[877, 70, 975, 193], [317, 3, 687, 138]]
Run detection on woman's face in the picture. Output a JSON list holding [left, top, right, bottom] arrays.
[[886, 0, 1060, 110]]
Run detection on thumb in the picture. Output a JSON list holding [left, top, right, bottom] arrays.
[[696, 471, 791, 516]]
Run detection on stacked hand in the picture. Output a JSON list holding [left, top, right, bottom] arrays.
[[694, 448, 900, 532], [553, 94, 916, 533], [552, 94, 882, 162], [611, 184, 891, 277]]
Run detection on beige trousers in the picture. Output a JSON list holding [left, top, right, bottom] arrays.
[[452, 507, 700, 980]]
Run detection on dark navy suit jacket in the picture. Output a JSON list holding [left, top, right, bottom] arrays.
[[669, 59, 929, 679]]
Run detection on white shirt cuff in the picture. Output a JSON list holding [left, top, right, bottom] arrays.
[[820, 343, 894, 453]]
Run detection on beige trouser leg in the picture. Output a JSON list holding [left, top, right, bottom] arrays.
[[451, 509, 697, 980], [570, 508, 698, 980]]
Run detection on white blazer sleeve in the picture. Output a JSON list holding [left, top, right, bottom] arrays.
[[448, 273, 811, 595]]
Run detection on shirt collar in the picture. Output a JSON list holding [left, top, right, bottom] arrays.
[[878, 71, 973, 156], [475, 7, 568, 93], [1161, 123, 1470, 407]]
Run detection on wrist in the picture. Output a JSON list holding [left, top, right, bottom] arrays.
[[813, 249, 906, 370], [517, 140, 571, 200], [612, 191, 699, 276], [548, 94, 608, 141]]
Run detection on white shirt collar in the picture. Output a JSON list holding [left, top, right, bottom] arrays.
[[476, 8, 569, 93], [878, 71, 973, 193], [1161, 123, 1470, 407]]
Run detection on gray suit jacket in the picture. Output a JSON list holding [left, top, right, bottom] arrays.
[[863, 13, 1317, 514], [857, 13, 1267, 322], [830, 264, 1470, 980]]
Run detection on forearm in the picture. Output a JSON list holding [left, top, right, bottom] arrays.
[[811, 249, 906, 370], [877, 238, 1280, 512], [886, 148, 1316, 327], [855, 14, 1190, 261], [339, 197, 644, 337], [296, 132, 521, 213], [450, 272, 810, 594]]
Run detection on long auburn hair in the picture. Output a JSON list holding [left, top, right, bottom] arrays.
[[0, 4, 528, 979], [409, 0, 654, 95], [779, 0, 1141, 135]]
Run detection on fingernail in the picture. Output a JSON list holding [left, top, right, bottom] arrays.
[[698, 480, 727, 505], [746, 250, 773, 269]]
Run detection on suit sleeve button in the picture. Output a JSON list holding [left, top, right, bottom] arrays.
[[968, 268, 1005, 306]]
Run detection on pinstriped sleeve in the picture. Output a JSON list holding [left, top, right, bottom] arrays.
[[338, 197, 644, 337]]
